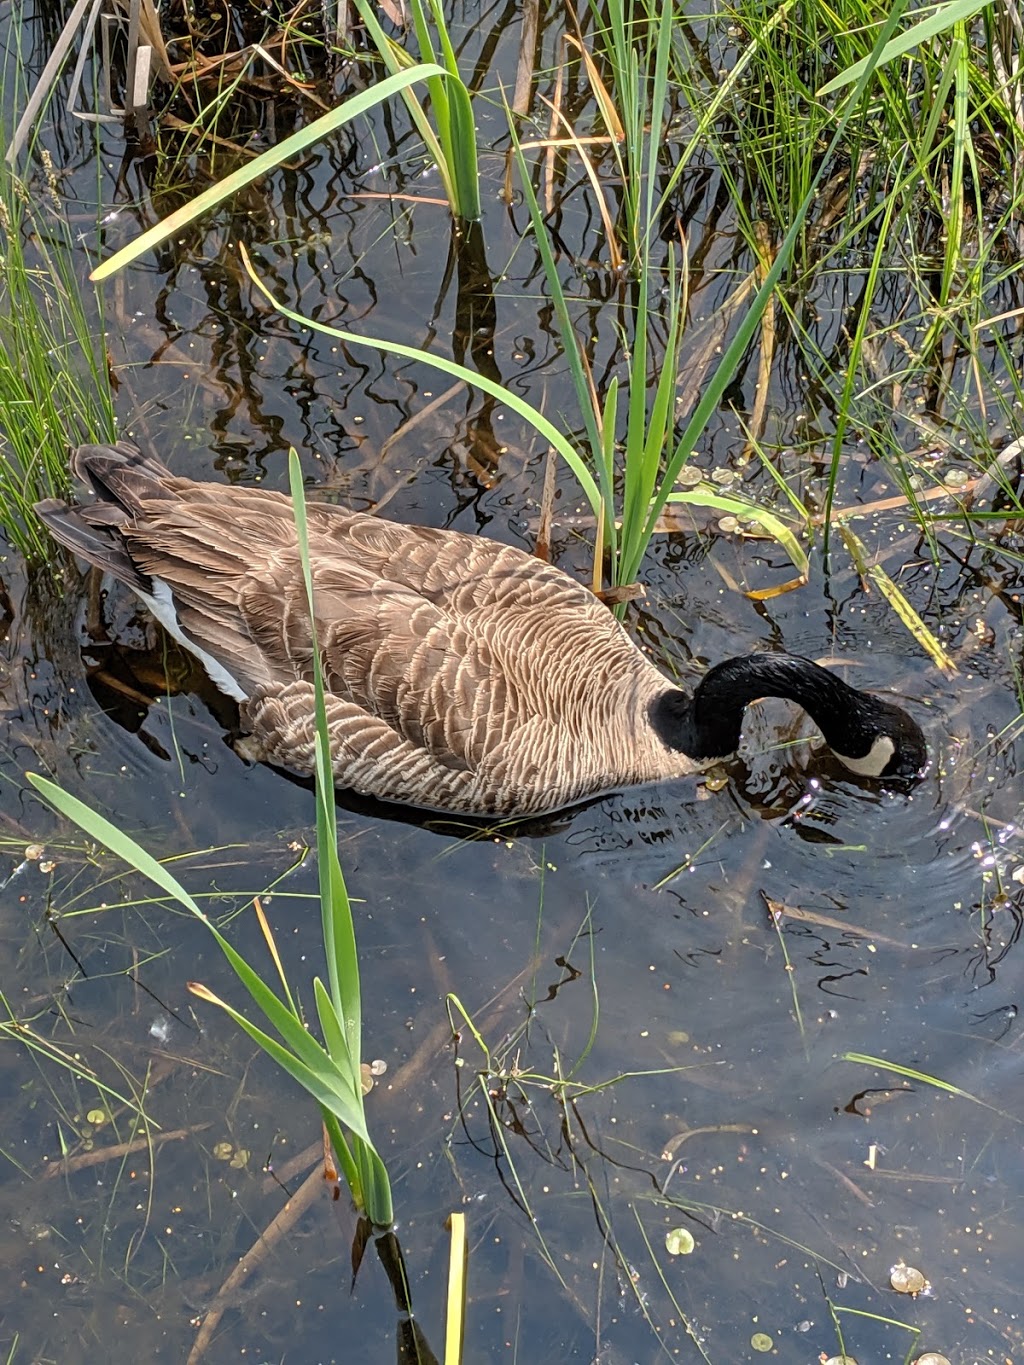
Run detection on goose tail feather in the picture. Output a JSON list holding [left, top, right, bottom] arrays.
[[70, 441, 175, 512], [34, 497, 151, 592], [34, 441, 175, 589]]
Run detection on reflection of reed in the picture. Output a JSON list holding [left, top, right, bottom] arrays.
[[449, 220, 504, 482]]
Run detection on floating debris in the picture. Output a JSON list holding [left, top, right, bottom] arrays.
[[890, 1261, 928, 1295], [665, 1227, 695, 1256]]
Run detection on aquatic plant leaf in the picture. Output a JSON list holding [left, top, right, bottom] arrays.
[[818, 0, 996, 95], [665, 1227, 695, 1255], [666, 486, 809, 586]]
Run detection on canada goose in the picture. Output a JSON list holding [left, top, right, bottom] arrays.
[[36, 442, 927, 817]]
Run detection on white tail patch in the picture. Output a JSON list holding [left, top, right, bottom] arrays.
[[140, 578, 248, 703], [832, 735, 896, 778]]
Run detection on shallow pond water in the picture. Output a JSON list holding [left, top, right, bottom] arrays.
[[1, 4, 1024, 1363]]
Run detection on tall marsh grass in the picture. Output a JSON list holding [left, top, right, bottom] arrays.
[[499, 0, 912, 602], [677, 0, 1024, 538], [349, 0, 481, 221], [0, 164, 116, 560]]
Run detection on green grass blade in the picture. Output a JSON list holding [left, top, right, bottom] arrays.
[[843, 1051, 1019, 1123], [91, 66, 450, 280], [359, 1138, 394, 1226], [26, 774, 207, 918], [289, 453, 363, 1061], [643, 0, 674, 253], [621, 278, 683, 583], [667, 488, 809, 583], [244, 250, 602, 515], [598, 376, 619, 564], [376, 33, 454, 203], [320, 1110, 363, 1200], [285, 454, 335, 964], [408, 0, 439, 66], [348, 0, 481, 218], [413, 0, 481, 221], [939, 30, 969, 308], [408, 0, 446, 124], [286, 450, 389, 1222], [195, 984, 371, 1140], [314, 976, 355, 1072], [818, 0, 996, 95], [446, 77, 481, 222]]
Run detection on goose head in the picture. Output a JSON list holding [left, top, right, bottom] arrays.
[[651, 652, 928, 780]]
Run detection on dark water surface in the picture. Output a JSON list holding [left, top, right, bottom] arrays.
[[1, 4, 1023, 1363]]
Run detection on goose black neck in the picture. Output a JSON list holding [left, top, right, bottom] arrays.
[[650, 652, 882, 760]]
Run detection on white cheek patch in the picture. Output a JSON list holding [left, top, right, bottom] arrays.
[[139, 578, 249, 703], [833, 735, 896, 778]]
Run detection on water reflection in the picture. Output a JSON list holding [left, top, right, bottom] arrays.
[[3, 0, 1024, 1358]]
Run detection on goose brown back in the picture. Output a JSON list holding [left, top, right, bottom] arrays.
[[35, 442, 927, 816]]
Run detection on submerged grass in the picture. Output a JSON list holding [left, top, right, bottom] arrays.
[[843, 1050, 1021, 1124], [0, 990, 149, 1124], [444, 905, 694, 1309]]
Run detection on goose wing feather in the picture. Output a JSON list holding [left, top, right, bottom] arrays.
[[38, 445, 697, 812], [116, 483, 682, 811]]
